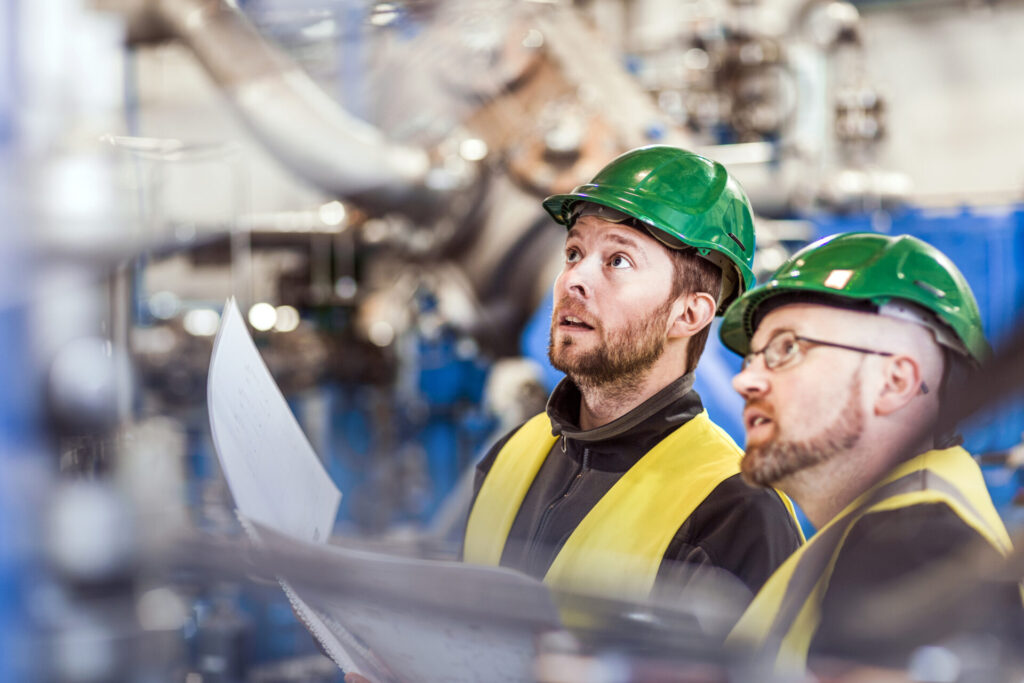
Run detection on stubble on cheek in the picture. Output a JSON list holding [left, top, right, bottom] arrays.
[[741, 377, 864, 488]]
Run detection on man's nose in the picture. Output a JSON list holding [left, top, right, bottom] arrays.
[[732, 356, 771, 398], [558, 259, 597, 299]]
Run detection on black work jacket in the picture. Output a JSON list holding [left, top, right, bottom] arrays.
[[811, 503, 1024, 665], [469, 374, 803, 599]]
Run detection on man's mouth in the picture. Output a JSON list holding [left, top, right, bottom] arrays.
[[744, 407, 774, 431], [558, 314, 594, 330]]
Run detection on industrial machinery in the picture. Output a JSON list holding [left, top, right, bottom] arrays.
[[2, 0, 1023, 680]]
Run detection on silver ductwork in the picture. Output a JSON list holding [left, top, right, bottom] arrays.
[[105, 0, 436, 214]]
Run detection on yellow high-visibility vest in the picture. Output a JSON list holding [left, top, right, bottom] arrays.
[[464, 410, 765, 600], [728, 446, 1013, 672]]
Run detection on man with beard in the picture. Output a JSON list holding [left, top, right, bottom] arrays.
[[462, 146, 802, 609], [722, 232, 1017, 670]]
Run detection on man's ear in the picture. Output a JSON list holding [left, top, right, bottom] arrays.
[[668, 291, 717, 340], [875, 355, 925, 416]]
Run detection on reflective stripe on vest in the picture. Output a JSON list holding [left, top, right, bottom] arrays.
[[729, 446, 1012, 672], [464, 410, 744, 599]]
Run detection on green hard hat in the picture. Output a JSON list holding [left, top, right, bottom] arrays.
[[542, 145, 756, 313], [719, 232, 991, 363]]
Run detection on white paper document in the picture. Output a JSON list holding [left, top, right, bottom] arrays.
[[208, 297, 340, 543], [207, 297, 561, 682], [208, 298, 365, 673]]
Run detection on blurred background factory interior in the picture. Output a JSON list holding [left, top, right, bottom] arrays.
[[2, 0, 1024, 680]]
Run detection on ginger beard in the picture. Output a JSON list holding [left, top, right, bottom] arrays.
[[548, 295, 674, 390], [741, 367, 865, 488]]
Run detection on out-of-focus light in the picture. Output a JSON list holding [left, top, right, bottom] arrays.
[[148, 291, 180, 320], [248, 303, 277, 332], [908, 645, 960, 683], [362, 219, 390, 244], [369, 321, 395, 347], [183, 309, 220, 337], [756, 245, 790, 273], [137, 587, 187, 631], [522, 28, 544, 49], [302, 18, 336, 40], [47, 481, 134, 582], [318, 200, 347, 227], [335, 276, 358, 299], [456, 338, 479, 359], [274, 306, 301, 333], [683, 47, 710, 71], [133, 327, 176, 355], [459, 138, 488, 162], [370, 3, 399, 26]]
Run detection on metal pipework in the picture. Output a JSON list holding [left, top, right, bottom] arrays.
[[105, 0, 435, 214]]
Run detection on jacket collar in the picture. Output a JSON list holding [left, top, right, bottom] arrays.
[[546, 372, 701, 451]]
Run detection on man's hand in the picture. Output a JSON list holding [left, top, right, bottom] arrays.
[[344, 673, 373, 683]]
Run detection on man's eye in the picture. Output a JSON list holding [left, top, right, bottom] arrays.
[[609, 254, 632, 269], [776, 338, 798, 357], [566, 248, 581, 263]]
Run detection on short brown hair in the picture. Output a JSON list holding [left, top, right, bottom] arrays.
[[667, 249, 722, 373]]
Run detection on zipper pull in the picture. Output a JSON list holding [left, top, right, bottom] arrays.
[[561, 436, 567, 454]]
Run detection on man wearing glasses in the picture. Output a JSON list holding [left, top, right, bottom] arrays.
[[721, 232, 1016, 670], [463, 146, 802, 609]]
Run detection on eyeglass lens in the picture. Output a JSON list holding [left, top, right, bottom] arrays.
[[744, 331, 802, 370]]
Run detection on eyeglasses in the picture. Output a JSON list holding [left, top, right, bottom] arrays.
[[743, 329, 898, 372], [743, 329, 930, 394]]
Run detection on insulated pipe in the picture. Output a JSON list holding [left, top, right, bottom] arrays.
[[117, 0, 433, 212]]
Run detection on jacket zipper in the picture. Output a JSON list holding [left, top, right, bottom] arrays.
[[528, 443, 590, 569]]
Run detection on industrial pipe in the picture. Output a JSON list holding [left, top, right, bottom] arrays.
[[107, 0, 435, 213]]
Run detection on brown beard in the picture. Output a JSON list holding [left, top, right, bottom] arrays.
[[547, 295, 674, 391], [741, 371, 865, 488]]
